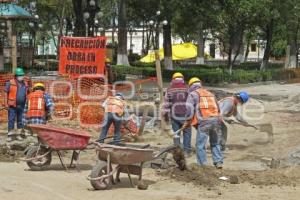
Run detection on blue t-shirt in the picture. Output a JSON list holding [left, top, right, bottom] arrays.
[[5, 79, 28, 107]]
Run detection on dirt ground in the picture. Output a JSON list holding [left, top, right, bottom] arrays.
[[1, 82, 300, 200]]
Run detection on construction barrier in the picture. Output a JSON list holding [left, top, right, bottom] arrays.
[[0, 74, 157, 136]]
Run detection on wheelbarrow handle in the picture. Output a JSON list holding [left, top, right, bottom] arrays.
[[153, 145, 178, 159]]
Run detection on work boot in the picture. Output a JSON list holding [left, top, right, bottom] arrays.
[[215, 163, 223, 169], [6, 135, 13, 142], [184, 151, 192, 158], [16, 135, 23, 141], [18, 128, 27, 138], [6, 130, 14, 142], [16, 129, 24, 141], [221, 145, 226, 152]]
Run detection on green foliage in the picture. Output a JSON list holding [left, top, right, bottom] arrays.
[[112, 64, 284, 84]]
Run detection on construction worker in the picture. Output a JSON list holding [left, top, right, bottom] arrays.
[[99, 93, 128, 144], [218, 91, 253, 151], [4, 67, 29, 142], [163, 72, 191, 156], [23, 83, 54, 125], [183, 77, 223, 169]]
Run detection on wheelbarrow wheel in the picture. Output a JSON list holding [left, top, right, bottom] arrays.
[[26, 146, 52, 171], [90, 161, 110, 190]]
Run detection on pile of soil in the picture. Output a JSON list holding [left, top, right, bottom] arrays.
[[158, 163, 300, 188], [0, 135, 37, 162], [158, 164, 221, 188], [170, 146, 186, 170], [0, 145, 24, 162], [232, 169, 298, 186], [210, 89, 233, 101]]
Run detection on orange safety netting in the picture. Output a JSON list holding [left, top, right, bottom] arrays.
[[0, 74, 156, 136]]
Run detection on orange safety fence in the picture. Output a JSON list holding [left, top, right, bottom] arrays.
[[0, 75, 157, 136]]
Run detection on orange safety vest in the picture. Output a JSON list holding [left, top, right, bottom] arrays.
[[191, 88, 220, 126], [105, 96, 125, 116], [218, 97, 237, 117], [26, 90, 46, 118], [7, 79, 28, 107]]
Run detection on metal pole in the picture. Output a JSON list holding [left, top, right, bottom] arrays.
[[86, 24, 88, 37]]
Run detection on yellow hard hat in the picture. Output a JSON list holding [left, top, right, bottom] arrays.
[[33, 82, 45, 89], [105, 58, 111, 63], [188, 77, 201, 86], [172, 72, 184, 79]]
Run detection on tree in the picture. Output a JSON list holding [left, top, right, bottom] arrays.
[[72, 0, 85, 36], [216, 0, 263, 74], [256, 0, 280, 71], [19, 0, 73, 56], [161, 0, 177, 70], [117, 0, 130, 65], [278, 0, 300, 68], [173, 0, 219, 64], [127, 0, 159, 54]]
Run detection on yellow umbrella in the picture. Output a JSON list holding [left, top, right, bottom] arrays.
[[140, 42, 197, 63]]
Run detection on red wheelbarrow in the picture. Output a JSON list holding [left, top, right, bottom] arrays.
[[21, 124, 91, 171], [88, 142, 179, 190]]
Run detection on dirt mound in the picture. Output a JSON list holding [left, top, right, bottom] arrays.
[[232, 169, 298, 186], [170, 147, 186, 170], [210, 89, 233, 101], [0, 136, 37, 162], [158, 163, 300, 187], [0, 145, 25, 162], [158, 164, 220, 188]]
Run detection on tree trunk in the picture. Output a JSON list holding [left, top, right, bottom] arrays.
[[111, 0, 116, 43], [155, 22, 160, 49], [57, 2, 65, 59], [244, 38, 250, 62], [260, 19, 274, 71], [285, 29, 298, 68], [285, 16, 299, 68], [117, 0, 129, 66], [287, 33, 298, 68], [145, 30, 150, 54], [228, 45, 233, 75], [163, 23, 173, 70], [196, 24, 205, 64], [232, 29, 244, 65], [141, 21, 145, 55], [284, 45, 290, 69], [72, 0, 85, 36], [227, 26, 234, 75]]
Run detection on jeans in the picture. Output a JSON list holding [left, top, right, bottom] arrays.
[[171, 118, 192, 153], [8, 106, 24, 131], [220, 121, 228, 150], [99, 112, 122, 144], [196, 122, 223, 166]]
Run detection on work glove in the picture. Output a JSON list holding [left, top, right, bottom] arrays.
[[182, 120, 191, 129]]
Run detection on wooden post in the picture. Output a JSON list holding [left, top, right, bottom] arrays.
[[11, 35, 17, 72], [154, 50, 166, 132]]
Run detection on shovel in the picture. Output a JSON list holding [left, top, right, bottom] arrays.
[[230, 121, 274, 144], [173, 129, 183, 146]]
